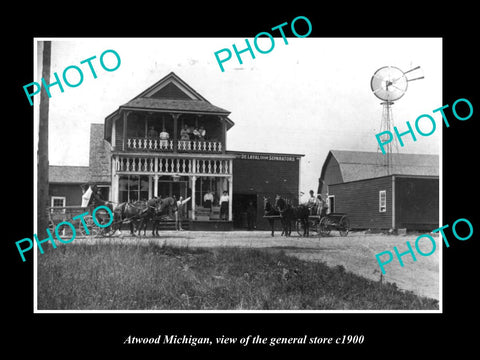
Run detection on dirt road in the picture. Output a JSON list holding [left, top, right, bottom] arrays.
[[72, 230, 440, 301]]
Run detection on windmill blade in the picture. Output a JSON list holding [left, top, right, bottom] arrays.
[[407, 76, 425, 82], [403, 66, 421, 75]]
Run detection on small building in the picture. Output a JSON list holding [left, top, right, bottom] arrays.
[[49, 165, 90, 207], [48, 72, 303, 230], [318, 150, 439, 231]]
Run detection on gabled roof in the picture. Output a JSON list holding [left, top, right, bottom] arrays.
[[105, 72, 234, 137], [49, 165, 90, 184], [321, 150, 439, 184], [122, 97, 230, 114]]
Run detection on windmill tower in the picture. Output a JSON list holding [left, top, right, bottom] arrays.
[[370, 65, 424, 175]]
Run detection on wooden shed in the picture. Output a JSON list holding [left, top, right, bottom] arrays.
[[318, 150, 439, 231]]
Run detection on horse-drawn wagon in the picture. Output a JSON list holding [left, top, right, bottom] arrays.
[[263, 195, 350, 237], [296, 213, 350, 237], [47, 205, 114, 238]]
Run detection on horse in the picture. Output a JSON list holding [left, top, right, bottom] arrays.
[[151, 196, 178, 236], [137, 197, 176, 236], [111, 201, 147, 236], [263, 196, 279, 237], [275, 195, 310, 237]]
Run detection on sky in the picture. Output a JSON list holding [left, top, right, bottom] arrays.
[[34, 37, 442, 201]]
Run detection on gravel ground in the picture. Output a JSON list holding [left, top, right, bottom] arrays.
[[72, 229, 440, 301]]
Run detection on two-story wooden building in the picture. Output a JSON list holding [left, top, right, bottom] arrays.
[[49, 72, 303, 231], [103, 72, 237, 228]]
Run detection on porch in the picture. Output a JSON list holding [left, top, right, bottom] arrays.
[[107, 110, 231, 155], [111, 154, 234, 221]]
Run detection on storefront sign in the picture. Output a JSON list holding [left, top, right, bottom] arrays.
[[236, 153, 297, 162]]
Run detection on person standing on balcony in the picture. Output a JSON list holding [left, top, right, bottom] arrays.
[[159, 127, 170, 150], [199, 125, 206, 141], [148, 126, 158, 138], [220, 191, 229, 220], [192, 127, 201, 140], [180, 124, 190, 140]]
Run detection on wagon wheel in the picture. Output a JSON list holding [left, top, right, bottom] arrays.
[[339, 216, 350, 237], [319, 217, 331, 236], [94, 213, 115, 237], [78, 215, 101, 237], [309, 218, 319, 237]]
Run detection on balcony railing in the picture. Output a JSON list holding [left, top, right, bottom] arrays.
[[114, 156, 232, 175], [126, 137, 222, 153], [127, 137, 174, 151]]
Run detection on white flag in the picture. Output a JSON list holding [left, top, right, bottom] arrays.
[[81, 186, 93, 207]]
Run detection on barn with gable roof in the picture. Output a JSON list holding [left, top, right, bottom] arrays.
[[318, 150, 439, 231]]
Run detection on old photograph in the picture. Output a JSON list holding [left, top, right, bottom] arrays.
[[33, 37, 442, 311]]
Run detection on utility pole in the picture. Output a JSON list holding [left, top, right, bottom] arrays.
[[37, 41, 51, 237]]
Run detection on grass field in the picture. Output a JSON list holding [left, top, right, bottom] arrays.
[[37, 243, 439, 310]]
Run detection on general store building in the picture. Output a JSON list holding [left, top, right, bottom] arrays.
[[49, 72, 303, 230]]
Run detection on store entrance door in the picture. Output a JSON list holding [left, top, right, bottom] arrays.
[[233, 194, 257, 229]]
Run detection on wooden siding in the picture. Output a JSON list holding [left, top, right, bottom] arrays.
[[329, 176, 393, 230], [321, 155, 342, 192], [232, 158, 300, 230], [115, 117, 123, 149], [49, 184, 83, 206], [395, 176, 439, 230]]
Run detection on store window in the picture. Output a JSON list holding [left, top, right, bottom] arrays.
[[119, 175, 149, 203]]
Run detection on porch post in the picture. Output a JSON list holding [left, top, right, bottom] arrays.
[[191, 175, 197, 220], [111, 157, 119, 204], [172, 113, 179, 153], [219, 116, 227, 154], [153, 174, 159, 197], [228, 175, 233, 221], [148, 175, 152, 199], [122, 110, 128, 151], [111, 117, 116, 150]]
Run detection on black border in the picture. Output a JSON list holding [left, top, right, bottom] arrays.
[[6, 6, 478, 356]]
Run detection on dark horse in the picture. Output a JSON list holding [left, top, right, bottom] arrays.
[[111, 201, 148, 236], [112, 197, 178, 237], [263, 196, 280, 237], [275, 195, 310, 237], [150, 197, 177, 236], [135, 197, 162, 236]]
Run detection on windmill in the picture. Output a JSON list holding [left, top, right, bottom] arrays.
[[370, 65, 424, 174]]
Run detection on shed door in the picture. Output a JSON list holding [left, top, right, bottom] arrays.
[[327, 195, 335, 214]]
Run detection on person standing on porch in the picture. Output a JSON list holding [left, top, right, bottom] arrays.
[[204, 191, 214, 213], [175, 196, 191, 231], [220, 191, 229, 220]]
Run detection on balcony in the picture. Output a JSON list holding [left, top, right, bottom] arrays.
[[126, 137, 223, 153], [114, 155, 232, 176]]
